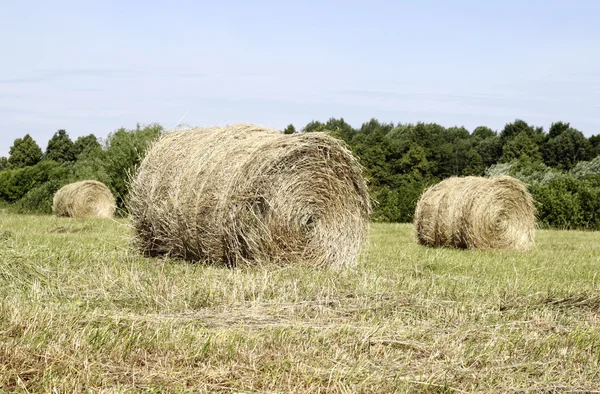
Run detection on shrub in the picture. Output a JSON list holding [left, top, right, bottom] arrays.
[[0, 161, 70, 202], [529, 175, 600, 230], [13, 180, 67, 214]]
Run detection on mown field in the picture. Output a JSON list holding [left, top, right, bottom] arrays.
[[1, 212, 599, 393]]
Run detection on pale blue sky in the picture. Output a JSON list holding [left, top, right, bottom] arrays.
[[1, 0, 599, 156]]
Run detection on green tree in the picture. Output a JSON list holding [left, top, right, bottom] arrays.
[[589, 134, 600, 157], [103, 123, 163, 208], [283, 124, 296, 134], [351, 119, 394, 187], [373, 179, 427, 223], [472, 126, 496, 140], [45, 129, 75, 163], [8, 134, 43, 168], [459, 144, 484, 176], [71, 145, 111, 188], [0, 157, 7, 170], [73, 134, 102, 157], [441, 126, 479, 176], [543, 128, 592, 170], [475, 135, 502, 168], [323, 118, 357, 143], [548, 121, 571, 138], [500, 132, 543, 163], [302, 120, 326, 133], [500, 119, 545, 144], [393, 143, 430, 180], [500, 119, 547, 162]]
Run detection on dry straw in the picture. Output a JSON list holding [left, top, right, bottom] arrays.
[[53, 180, 116, 218], [128, 124, 371, 268], [414, 176, 536, 251]]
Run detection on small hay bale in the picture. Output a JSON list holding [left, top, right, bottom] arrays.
[[52, 180, 116, 218], [128, 123, 371, 268], [414, 176, 535, 250]]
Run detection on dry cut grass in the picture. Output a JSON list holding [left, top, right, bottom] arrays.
[[1, 212, 600, 392]]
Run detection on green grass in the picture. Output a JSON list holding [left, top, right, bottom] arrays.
[[1, 213, 600, 393]]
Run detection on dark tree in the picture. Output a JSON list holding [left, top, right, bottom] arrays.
[[104, 123, 164, 208], [45, 129, 75, 163], [73, 134, 102, 157], [351, 119, 394, 187], [283, 124, 296, 134], [500, 119, 532, 142], [8, 134, 43, 168], [323, 118, 357, 143], [500, 132, 543, 163], [589, 134, 600, 157], [302, 120, 326, 133], [394, 142, 430, 179], [548, 121, 571, 139], [472, 126, 496, 140], [475, 135, 502, 168], [500, 119, 545, 145], [543, 128, 592, 170], [0, 157, 7, 170]]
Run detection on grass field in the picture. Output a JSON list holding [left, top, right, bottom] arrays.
[[1, 212, 600, 393]]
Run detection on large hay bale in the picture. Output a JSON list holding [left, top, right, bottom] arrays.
[[128, 124, 372, 268], [414, 176, 535, 250], [53, 180, 116, 218]]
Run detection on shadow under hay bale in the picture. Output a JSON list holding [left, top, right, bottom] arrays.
[[52, 180, 116, 219], [128, 123, 372, 268], [414, 176, 536, 251]]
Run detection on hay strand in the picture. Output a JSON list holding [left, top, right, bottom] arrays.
[[128, 124, 371, 268], [414, 176, 535, 250], [53, 180, 116, 218]]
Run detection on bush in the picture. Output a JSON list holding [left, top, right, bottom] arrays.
[[0, 161, 70, 202], [570, 155, 600, 178], [372, 180, 429, 223], [529, 175, 600, 230], [13, 179, 68, 214], [485, 160, 600, 230], [103, 123, 163, 208], [578, 178, 600, 229]]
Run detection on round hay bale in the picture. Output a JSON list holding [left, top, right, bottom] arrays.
[[414, 176, 535, 250], [52, 180, 116, 218], [128, 123, 372, 268]]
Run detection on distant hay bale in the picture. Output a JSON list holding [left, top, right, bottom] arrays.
[[128, 124, 372, 268], [52, 180, 116, 218], [414, 176, 535, 251]]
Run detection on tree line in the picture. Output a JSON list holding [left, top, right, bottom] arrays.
[[288, 118, 600, 229], [1, 118, 599, 229], [0, 124, 163, 213]]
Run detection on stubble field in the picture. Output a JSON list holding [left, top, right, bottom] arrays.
[[1, 212, 599, 393]]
